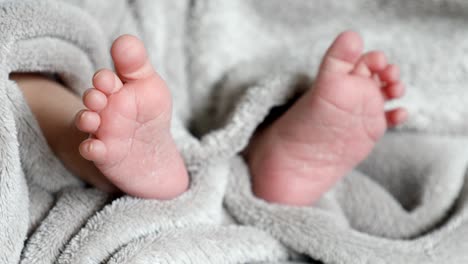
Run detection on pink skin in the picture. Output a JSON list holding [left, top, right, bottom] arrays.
[[75, 31, 406, 205], [75, 35, 188, 200], [246, 31, 407, 206]]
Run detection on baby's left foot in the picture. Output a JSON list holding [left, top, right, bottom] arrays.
[[246, 31, 407, 205]]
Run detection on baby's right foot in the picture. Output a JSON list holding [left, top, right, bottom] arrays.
[[246, 31, 407, 205], [75, 35, 188, 199]]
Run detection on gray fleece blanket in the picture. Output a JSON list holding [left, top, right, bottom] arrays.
[[2, 0, 468, 263]]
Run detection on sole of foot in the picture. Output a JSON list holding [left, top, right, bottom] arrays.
[[247, 31, 407, 206], [75, 35, 189, 199]]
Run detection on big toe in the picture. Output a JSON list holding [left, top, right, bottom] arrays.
[[320, 31, 364, 74], [111, 34, 155, 82]]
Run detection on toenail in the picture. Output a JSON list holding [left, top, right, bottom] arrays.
[[112, 75, 121, 92], [87, 142, 93, 152], [93, 70, 104, 80], [80, 111, 88, 120], [83, 88, 94, 98]]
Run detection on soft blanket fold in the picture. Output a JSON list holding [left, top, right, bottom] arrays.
[[1, 0, 468, 263]]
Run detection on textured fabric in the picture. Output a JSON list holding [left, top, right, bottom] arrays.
[[1, 0, 468, 263]]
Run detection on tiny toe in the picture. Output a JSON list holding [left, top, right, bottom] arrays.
[[111, 34, 156, 81], [93, 69, 123, 95], [79, 138, 107, 163], [384, 81, 405, 100], [75, 110, 101, 133], [319, 31, 364, 74], [83, 88, 108, 112], [379, 64, 400, 84], [386, 108, 408, 127], [351, 60, 372, 77], [351, 51, 387, 76]]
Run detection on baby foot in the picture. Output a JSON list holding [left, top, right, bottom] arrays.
[[75, 35, 188, 199], [247, 31, 407, 205]]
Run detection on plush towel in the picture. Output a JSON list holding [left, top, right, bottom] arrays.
[[1, 0, 468, 263]]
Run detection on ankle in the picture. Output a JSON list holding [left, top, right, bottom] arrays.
[[246, 127, 343, 205], [252, 171, 327, 206]]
